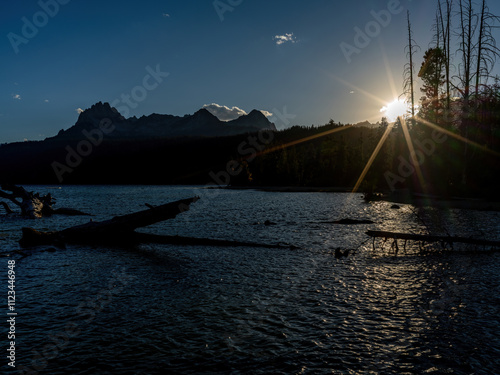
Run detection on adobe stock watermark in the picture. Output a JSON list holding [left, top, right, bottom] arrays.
[[51, 64, 169, 183], [268, 106, 296, 131], [7, 0, 71, 54], [340, 0, 410, 63], [181, 129, 275, 215], [16, 267, 135, 375], [208, 106, 295, 187], [189, 106, 296, 212], [213, 0, 243, 22], [384, 128, 448, 191], [208, 128, 275, 187], [110, 65, 169, 118]]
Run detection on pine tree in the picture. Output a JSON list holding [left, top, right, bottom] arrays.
[[418, 48, 446, 129]]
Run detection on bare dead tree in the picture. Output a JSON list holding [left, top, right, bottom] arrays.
[[474, 0, 500, 98], [438, 0, 454, 118], [0, 184, 89, 218], [454, 0, 500, 184], [457, 0, 477, 102], [403, 10, 420, 126], [457, 0, 478, 184]]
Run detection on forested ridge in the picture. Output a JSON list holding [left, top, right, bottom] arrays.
[[1, 112, 499, 198], [232, 113, 500, 198]]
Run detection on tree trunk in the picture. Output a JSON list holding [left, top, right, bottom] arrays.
[[459, 0, 475, 185], [475, 0, 486, 98], [0, 184, 89, 218], [408, 11, 416, 121], [0, 184, 49, 218], [19, 197, 293, 250]]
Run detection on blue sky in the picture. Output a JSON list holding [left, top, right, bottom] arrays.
[[2, 0, 500, 143]]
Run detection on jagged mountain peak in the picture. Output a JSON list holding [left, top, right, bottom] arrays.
[[247, 109, 267, 117], [228, 109, 276, 131], [193, 108, 219, 120], [77, 101, 123, 123], [51, 102, 277, 141]]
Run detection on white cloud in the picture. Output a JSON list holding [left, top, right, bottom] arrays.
[[203, 103, 247, 121], [163, 13, 170, 17], [273, 33, 297, 45], [76, 108, 84, 114], [260, 110, 273, 118], [12, 94, 21, 100], [44, 99, 50, 103]]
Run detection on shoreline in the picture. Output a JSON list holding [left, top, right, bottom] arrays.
[[222, 185, 500, 211], [384, 192, 500, 212], [223, 186, 354, 193], [12, 184, 500, 211]]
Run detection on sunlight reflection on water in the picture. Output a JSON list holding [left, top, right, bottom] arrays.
[[1, 186, 499, 374]]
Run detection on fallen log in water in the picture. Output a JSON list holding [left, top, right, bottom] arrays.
[[0, 201, 14, 214], [0, 184, 89, 218], [125, 232, 292, 249], [19, 197, 293, 250], [366, 230, 500, 250], [20, 197, 199, 247]]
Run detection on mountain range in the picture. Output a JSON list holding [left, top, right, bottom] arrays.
[[49, 102, 277, 141], [0, 102, 278, 184]]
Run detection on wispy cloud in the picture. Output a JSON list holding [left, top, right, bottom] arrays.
[[273, 33, 297, 45], [203, 103, 247, 121], [162, 13, 170, 17], [12, 94, 21, 100], [76, 108, 84, 114], [44, 99, 50, 103]]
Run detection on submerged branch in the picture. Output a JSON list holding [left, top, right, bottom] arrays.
[[19, 197, 295, 250], [0, 201, 14, 214], [366, 230, 500, 248], [0, 184, 89, 218]]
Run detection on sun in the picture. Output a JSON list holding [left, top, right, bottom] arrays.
[[380, 99, 410, 122]]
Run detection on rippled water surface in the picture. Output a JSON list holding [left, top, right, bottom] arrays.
[[1, 186, 500, 374]]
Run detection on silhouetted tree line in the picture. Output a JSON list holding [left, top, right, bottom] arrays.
[[228, 110, 499, 198], [402, 0, 500, 194], [0, 111, 499, 197]]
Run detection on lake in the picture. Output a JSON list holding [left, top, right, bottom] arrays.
[[1, 186, 500, 374]]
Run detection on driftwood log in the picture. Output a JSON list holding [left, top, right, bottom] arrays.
[[0, 184, 89, 218], [20, 197, 293, 249], [366, 230, 500, 251], [0, 201, 14, 214]]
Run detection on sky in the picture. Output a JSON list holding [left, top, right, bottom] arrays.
[[2, 0, 500, 143]]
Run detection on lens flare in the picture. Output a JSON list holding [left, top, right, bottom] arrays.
[[380, 99, 410, 122]]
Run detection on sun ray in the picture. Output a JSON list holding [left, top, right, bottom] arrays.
[[365, 114, 385, 123], [380, 99, 411, 122], [400, 116, 426, 191], [256, 125, 353, 158], [415, 117, 500, 157], [352, 122, 395, 193], [330, 74, 388, 106], [379, 40, 400, 101]]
